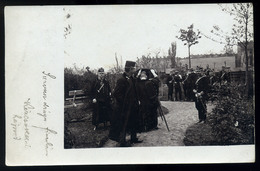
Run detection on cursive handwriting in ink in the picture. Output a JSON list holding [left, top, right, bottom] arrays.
[[37, 102, 49, 122], [24, 98, 34, 147], [32, 126, 57, 156], [42, 71, 56, 101], [42, 71, 56, 79], [11, 115, 22, 140]]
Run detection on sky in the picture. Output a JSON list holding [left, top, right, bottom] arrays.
[[63, 4, 242, 71]]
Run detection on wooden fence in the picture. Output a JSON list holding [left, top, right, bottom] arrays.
[[230, 71, 254, 83]]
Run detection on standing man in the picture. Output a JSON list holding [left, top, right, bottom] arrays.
[[90, 67, 112, 130], [109, 61, 142, 147], [183, 68, 198, 101], [174, 71, 182, 101], [166, 72, 174, 101], [193, 72, 210, 123]]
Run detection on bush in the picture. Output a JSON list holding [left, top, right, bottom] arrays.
[[64, 67, 97, 99], [64, 67, 123, 100], [207, 83, 254, 145]]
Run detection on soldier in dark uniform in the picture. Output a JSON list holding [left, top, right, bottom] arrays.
[[183, 68, 198, 101], [166, 73, 174, 101], [109, 61, 142, 147], [181, 71, 187, 101], [193, 72, 210, 123], [90, 68, 112, 130], [136, 69, 160, 131], [174, 71, 182, 101]]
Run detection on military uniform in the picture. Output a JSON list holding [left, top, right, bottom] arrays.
[[174, 73, 182, 101], [183, 72, 198, 101], [90, 76, 112, 128], [166, 74, 174, 101], [194, 74, 210, 122], [109, 61, 142, 146]]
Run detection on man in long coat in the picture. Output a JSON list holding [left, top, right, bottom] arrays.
[[109, 61, 142, 147]]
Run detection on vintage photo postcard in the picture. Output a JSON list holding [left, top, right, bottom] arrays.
[[5, 4, 255, 165]]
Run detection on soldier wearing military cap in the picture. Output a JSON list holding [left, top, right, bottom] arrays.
[[183, 68, 198, 101], [193, 72, 210, 123], [109, 61, 143, 147], [174, 71, 183, 101], [90, 67, 112, 130], [166, 72, 174, 101]]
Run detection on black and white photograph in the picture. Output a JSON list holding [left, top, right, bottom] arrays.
[[5, 3, 255, 165], [63, 4, 255, 149]]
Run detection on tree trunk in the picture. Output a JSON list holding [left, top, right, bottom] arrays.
[[245, 15, 249, 98], [188, 45, 191, 69]]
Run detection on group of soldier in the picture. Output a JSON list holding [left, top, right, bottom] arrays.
[[166, 66, 231, 123], [167, 66, 231, 100], [87, 60, 231, 147]]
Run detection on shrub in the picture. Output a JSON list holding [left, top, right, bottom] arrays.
[[207, 83, 254, 145]]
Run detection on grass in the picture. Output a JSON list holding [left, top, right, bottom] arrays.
[[64, 102, 169, 148], [183, 122, 215, 146], [64, 106, 110, 148]]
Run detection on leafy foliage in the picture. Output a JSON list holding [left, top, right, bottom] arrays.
[[64, 66, 124, 100], [209, 3, 253, 47], [176, 24, 201, 68], [64, 67, 97, 99], [168, 42, 177, 68], [207, 82, 254, 145], [177, 24, 201, 47]]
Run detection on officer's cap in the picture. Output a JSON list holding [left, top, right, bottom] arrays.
[[125, 61, 136, 68], [98, 67, 104, 72]]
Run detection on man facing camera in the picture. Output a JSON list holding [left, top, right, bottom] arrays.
[[90, 67, 112, 130], [109, 61, 143, 147]]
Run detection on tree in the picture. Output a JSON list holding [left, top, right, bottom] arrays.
[[223, 37, 235, 55], [210, 3, 253, 97], [168, 42, 177, 68], [136, 54, 152, 69], [176, 24, 201, 68], [114, 53, 120, 72]]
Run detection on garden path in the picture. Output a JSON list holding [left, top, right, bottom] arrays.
[[103, 101, 214, 147]]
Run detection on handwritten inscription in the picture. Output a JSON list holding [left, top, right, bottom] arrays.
[[42, 71, 56, 101], [32, 126, 57, 156], [23, 98, 35, 147], [11, 115, 22, 140], [10, 71, 57, 156], [34, 71, 57, 156], [38, 71, 56, 122], [37, 102, 49, 122]]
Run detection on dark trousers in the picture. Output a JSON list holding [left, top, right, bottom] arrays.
[[195, 98, 207, 121], [175, 87, 182, 101], [92, 102, 111, 127], [118, 128, 137, 144], [168, 85, 173, 101], [118, 107, 139, 145], [168, 94, 173, 101]]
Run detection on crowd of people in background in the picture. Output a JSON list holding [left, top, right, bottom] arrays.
[[165, 65, 231, 123], [166, 65, 231, 102], [85, 60, 231, 147]]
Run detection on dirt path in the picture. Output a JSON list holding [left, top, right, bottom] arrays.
[[104, 101, 214, 147]]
